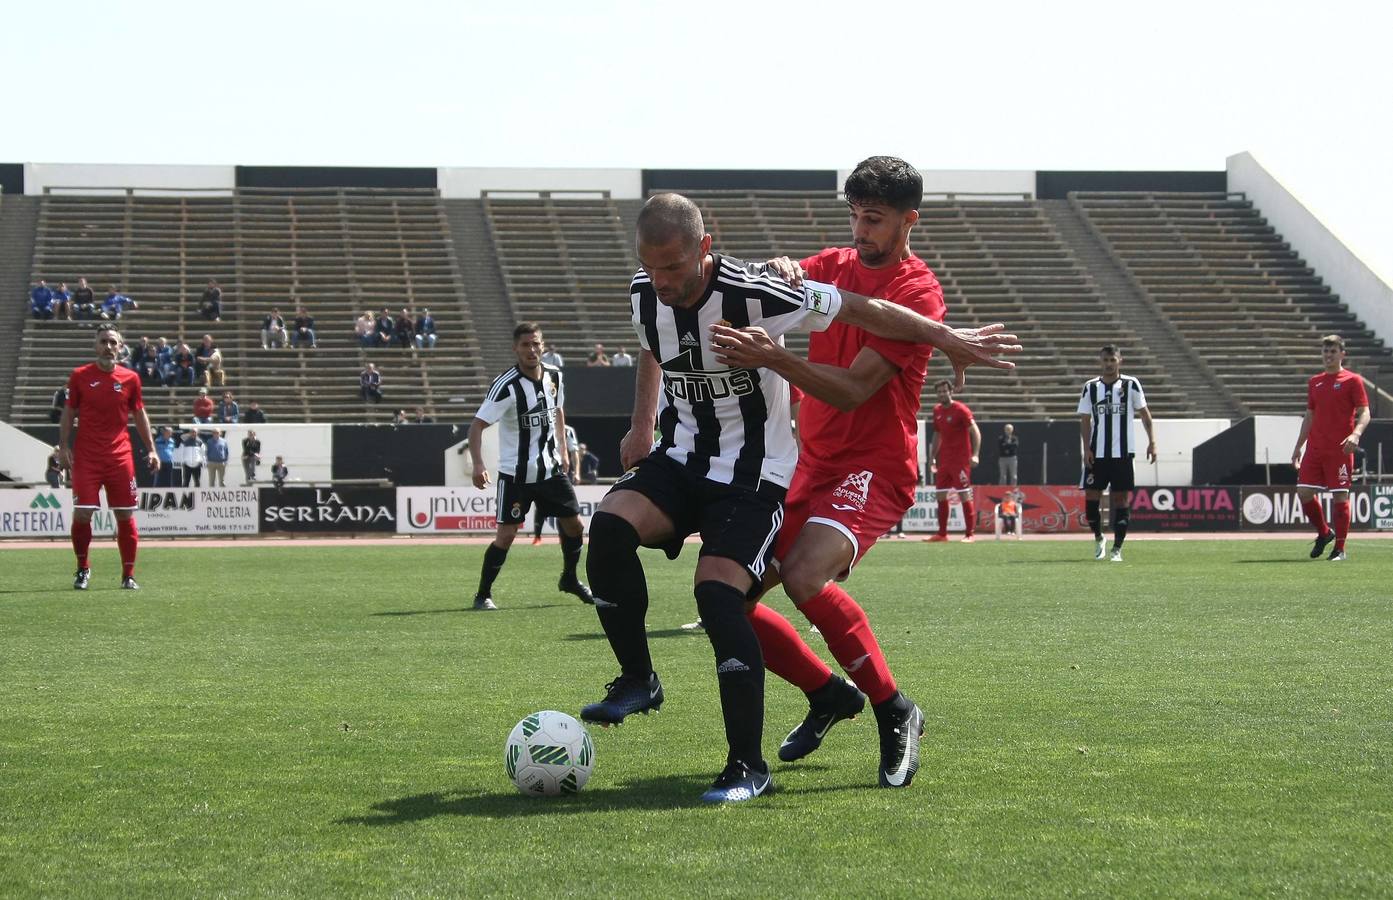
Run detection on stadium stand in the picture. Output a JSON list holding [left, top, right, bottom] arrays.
[[1072, 191, 1392, 416], [11, 188, 492, 426]]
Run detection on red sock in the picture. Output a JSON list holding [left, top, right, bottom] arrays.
[[748, 603, 833, 693], [72, 520, 92, 569], [1301, 498, 1328, 536], [116, 517, 138, 579], [799, 583, 897, 705], [936, 499, 949, 536], [1333, 500, 1351, 551], [962, 499, 976, 536]]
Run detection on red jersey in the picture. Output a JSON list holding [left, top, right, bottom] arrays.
[[66, 362, 143, 457], [1306, 369, 1368, 453], [932, 400, 975, 460], [797, 247, 945, 486]]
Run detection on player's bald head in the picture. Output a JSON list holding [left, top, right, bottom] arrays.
[[637, 193, 705, 249]]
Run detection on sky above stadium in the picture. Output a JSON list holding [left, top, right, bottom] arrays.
[[5, 0, 1390, 282]]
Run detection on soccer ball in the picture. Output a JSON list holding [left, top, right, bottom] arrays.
[[504, 710, 595, 796]]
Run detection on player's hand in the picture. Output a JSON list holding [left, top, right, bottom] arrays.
[[57, 448, 73, 470], [939, 324, 1022, 391], [1342, 435, 1360, 455], [970, 455, 980, 467], [1085, 449, 1095, 467], [764, 256, 804, 288], [619, 428, 652, 470], [1291, 450, 1302, 467], [710, 324, 783, 369], [472, 462, 490, 490], [1147, 441, 1158, 464], [147, 451, 161, 471]]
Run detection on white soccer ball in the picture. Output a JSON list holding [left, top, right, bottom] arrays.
[[504, 710, 595, 796]]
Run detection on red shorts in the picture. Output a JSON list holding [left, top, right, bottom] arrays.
[[1297, 448, 1353, 492], [934, 456, 973, 492], [774, 465, 913, 577], [71, 454, 138, 509]]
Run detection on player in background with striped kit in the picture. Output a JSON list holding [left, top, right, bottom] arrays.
[[1078, 345, 1156, 562]]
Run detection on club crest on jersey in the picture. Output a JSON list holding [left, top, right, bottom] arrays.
[[510, 503, 522, 519], [113, 382, 123, 392]]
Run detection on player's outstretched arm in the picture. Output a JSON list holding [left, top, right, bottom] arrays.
[[619, 350, 662, 470], [709, 324, 896, 411], [834, 290, 1021, 390]]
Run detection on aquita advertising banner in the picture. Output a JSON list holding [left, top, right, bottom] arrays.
[[0, 487, 257, 537], [1239, 485, 1391, 532], [1126, 486, 1240, 532], [259, 487, 397, 533]]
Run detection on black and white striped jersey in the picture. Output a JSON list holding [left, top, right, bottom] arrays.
[[1077, 375, 1149, 459], [630, 254, 842, 490], [475, 364, 566, 483]]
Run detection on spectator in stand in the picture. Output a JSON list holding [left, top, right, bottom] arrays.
[[50, 386, 68, 424], [113, 340, 132, 370], [392, 408, 409, 425], [199, 279, 223, 321], [394, 308, 414, 349], [271, 455, 289, 493], [262, 307, 287, 349], [100, 285, 137, 320], [241, 430, 261, 485], [177, 430, 206, 487], [195, 334, 225, 387], [243, 400, 267, 424], [52, 282, 73, 320], [128, 336, 152, 381], [360, 363, 383, 403], [292, 307, 317, 348], [154, 426, 178, 487], [579, 442, 600, 484], [541, 343, 564, 368], [414, 406, 434, 423], [216, 390, 239, 423], [46, 445, 65, 488], [154, 337, 175, 385], [171, 340, 197, 386], [998, 423, 1020, 486], [205, 430, 230, 487], [611, 346, 634, 367], [586, 343, 611, 367], [192, 387, 215, 424], [374, 308, 395, 348], [414, 307, 438, 349], [355, 310, 376, 348], [29, 280, 54, 320], [72, 278, 97, 320]]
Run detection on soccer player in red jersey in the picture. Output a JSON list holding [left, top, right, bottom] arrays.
[[927, 379, 981, 542], [57, 325, 161, 589], [710, 157, 1018, 787], [1291, 334, 1370, 561]]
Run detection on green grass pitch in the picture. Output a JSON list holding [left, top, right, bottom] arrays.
[[2, 539, 1391, 897]]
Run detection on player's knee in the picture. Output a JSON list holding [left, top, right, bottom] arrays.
[[695, 580, 748, 632], [586, 512, 640, 580], [780, 562, 827, 607]]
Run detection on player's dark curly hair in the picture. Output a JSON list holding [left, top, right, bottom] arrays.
[[844, 157, 923, 212], [514, 322, 541, 340]]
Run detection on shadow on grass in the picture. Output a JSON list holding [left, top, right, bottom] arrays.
[[561, 627, 707, 642], [372, 604, 566, 617], [1233, 559, 1316, 565]]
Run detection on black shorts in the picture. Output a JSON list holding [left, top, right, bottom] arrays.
[[608, 452, 784, 594], [496, 473, 581, 525], [1081, 457, 1135, 493]]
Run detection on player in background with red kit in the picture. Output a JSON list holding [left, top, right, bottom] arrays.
[[926, 379, 981, 542], [1291, 334, 1370, 562], [58, 325, 161, 590]]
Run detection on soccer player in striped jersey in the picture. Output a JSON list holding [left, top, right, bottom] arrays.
[[1290, 335, 1369, 561], [467, 324, 593, 610], [58, 324, 161, 590], [580, 192, 1018, 803], [1077, 345, 1156, 562]]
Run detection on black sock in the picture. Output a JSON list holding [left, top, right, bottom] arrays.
[[872, 689, 911, 722], [477, 543, 508, 596], [532, 511, 544, 539], [586, 512, 652, 676], [1085, 499, 1102, 539], [696, 580, 765, 768], [1112, 506, 1130, 549], [559, 530, 583, 581]]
